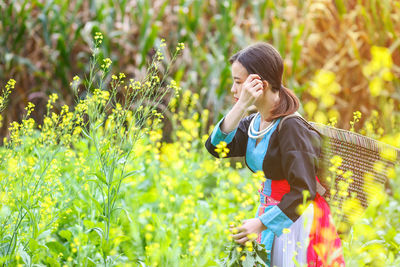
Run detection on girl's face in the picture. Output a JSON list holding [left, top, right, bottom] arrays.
[[231, 60, 278, 111], [231, 61, 249, 103]]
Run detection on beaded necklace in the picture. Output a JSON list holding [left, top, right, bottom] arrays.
[[248, 112, 278, 139]]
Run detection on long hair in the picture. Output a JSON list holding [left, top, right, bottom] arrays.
[[229, 42, 299, 121]]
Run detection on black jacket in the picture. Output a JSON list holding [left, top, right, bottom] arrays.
[[205, 113, 322, 222]]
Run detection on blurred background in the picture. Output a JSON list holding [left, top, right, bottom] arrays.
[[1, 0, 399, 143]]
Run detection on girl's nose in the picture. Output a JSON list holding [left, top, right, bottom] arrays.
[[230, 85, 236, 94]]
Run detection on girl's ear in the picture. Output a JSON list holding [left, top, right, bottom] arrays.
[[262, 80, 269, 90]]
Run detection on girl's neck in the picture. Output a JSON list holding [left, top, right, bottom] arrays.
[[256, 104, 273, 123], [256, 91, 280, 123]]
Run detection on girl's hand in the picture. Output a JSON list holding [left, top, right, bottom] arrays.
[[229, 218, 267, 245], [237, 74, 266, 109]]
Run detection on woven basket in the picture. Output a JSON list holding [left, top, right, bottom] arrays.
[[279, 113, 400, 224]]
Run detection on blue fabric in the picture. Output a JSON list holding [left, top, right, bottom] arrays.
[[246, 114, 281, 172], [246, 114, 293, 264], [255, 205, 276, 256], [261, 179, 272, 204], [258, 205, 293, 237], [210, 117, 238, 146], [246, 115, 279, 206]]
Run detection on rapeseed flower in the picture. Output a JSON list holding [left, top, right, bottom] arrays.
[[176, 42, 185, 52], [101, 58, 112, 70], [215, 141, 229, 158], [94, 31, 103, 46], [0, 79, 15, 112]]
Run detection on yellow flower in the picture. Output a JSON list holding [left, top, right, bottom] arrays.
[[176, 42, 185, 51], [1, 78, 16, 111], [215, 141, 230, 157], [145, 233, 152, 240], [160, 38, 166, 47], [94, 32, 103, 44], [328, 116, 337, 127], [304, 101, 317, 118], [25, 102, 35, 116], [145, 224, 154, 232], [101, 58, 112, 70], [247, 233, 258, 240], [330, 155, 343, 167]]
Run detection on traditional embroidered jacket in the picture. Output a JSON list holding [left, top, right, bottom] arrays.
[[205, 112, 321, 234]]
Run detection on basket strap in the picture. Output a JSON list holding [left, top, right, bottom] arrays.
[[278, 112, 324, 137], [278, 111, 308, 132], [278, 112, 327, 197], [317, 180, 326, 196]]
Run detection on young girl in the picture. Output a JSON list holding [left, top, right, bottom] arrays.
[[205, 42, 345, 266]]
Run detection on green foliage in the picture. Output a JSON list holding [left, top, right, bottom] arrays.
[[220, 240, 269, 267]]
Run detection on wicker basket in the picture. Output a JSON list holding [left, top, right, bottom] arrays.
[[279, 113, 400, 224]]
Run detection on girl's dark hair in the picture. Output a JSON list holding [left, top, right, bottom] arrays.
[[229, 42, 299, 121]]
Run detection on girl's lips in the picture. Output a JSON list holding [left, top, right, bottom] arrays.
[[234, 97, 238, 102]]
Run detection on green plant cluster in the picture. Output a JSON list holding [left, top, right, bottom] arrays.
[[220, 240, 269, 267]]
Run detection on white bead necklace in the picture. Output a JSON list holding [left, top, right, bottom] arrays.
[[248, 112, 278, 139]]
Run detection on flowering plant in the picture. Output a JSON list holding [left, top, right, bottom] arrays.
[[220, 239, 269, 267]]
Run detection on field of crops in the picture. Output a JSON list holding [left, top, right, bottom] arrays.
[[1, 0, 400, 266]]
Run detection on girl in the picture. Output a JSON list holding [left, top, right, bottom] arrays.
[[205, 42, 345, 266]]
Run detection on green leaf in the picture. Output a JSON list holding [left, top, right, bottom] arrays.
[[58, 230, 72, 242], [81, 128, 92, 140], [93, 171, 107, 184], [254, 242, 268, 264], [86, 257, 97, 267], [86, 227, 104, 239], [86, 193, 103, 213], [122, 169, 142, 179], [46, 256, 61, 267], [242, 254, 255, 267], [87, 227, 103, 245], [28, 238, 39, 253], [20, 203, 38, 239], [46, 241, 67, 255], [101, 238, 112, 255], [18, 247, 31, 265]]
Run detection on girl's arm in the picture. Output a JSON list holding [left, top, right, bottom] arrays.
[[218, 101, 247, 134], [221, 73, 264, 133], [205, 74, 264, 157]]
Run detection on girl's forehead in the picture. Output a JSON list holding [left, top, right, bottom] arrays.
[[232, 61, 248, 78]]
